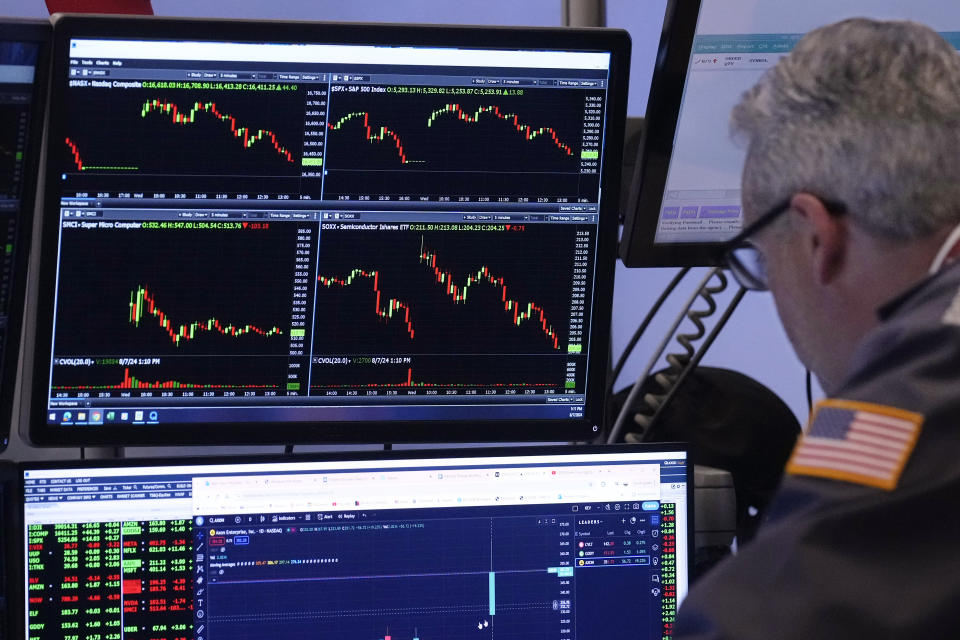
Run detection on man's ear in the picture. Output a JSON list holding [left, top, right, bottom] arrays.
[[790, 192, 846, 285]]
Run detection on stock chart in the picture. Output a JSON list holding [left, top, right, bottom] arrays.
[[42, 35, 614, 427], [60, 82, 604, 204], [49, 221, 306, 395], [48, 218, 592, 398], [323, 86, 603, 201], [309, 223, 591, 393], [312, 225, 572, 354], [203, 513, 570, 640], [61, 85, 306, 194]]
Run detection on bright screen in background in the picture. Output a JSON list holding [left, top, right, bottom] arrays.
[[655, 0, 960, 246]]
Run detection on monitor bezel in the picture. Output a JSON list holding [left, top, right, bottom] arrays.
[[0, 20, 51, 453], [27, 14, 631, 445], [618, 0, 727, 268], [15, 442, 693, 639], [0, 461, 17, 640]]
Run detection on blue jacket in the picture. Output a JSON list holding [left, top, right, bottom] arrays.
[[676, 260, 960, 638]]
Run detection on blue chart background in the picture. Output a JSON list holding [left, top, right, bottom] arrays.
[[208, 572, 492, 640], [575, 565, 660, 639], [205, 514, 566, 640]]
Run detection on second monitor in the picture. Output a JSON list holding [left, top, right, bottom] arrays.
[[620, 0, 960, 266]]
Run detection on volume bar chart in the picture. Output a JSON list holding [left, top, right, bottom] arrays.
[[309, 365, 554, 390], [308, 353, 572, 394], [50, 353, 292, 397], [52, 367, 280, 391]]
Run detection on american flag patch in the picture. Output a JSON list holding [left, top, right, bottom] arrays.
[[786, 399, 923, 490]]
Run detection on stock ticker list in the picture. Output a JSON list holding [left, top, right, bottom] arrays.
[[26, 520, 194, 640], [47, 61, 608, 423]]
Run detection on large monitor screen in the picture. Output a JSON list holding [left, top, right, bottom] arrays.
[[620, 0, 960, 267], [17, 445, 691, 640], [28, 16, 630, 445], [0, 20, 49, 451]]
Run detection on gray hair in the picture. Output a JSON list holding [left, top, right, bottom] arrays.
[[731, 18, 960, 239]]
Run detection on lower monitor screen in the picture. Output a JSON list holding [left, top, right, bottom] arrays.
[[20, 446, 689, 640]]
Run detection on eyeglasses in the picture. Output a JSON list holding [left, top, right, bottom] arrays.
[[723, 197, 847, 291]]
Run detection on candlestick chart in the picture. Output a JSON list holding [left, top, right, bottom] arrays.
[[48, 222, 305, 395], [128, 283, 284, 347], [322, 86, 604, 200], [60, 86, 306, 194], [310, 223, 592, 392], [312, 226, 576, 354]]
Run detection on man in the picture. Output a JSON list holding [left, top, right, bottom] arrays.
[[675, 18, 960, 637]]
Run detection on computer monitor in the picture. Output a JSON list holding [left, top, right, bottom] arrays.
[[25, 15, 630, 445], [17, 444, 691, 640], [619, 0, 960, 267], [0, 20, 49, 451]]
